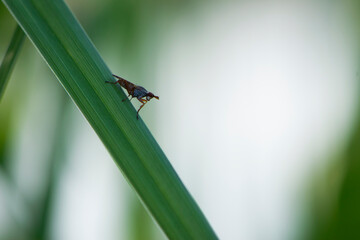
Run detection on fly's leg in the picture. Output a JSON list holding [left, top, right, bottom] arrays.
[[105, 80, 120, 84], [122, 94, 132, 102], [136, 98, 148, 120]]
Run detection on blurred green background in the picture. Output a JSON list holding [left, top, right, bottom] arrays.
[[1, 0, 360, 239]]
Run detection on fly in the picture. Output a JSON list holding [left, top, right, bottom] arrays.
[[106, 74, 159, 119]]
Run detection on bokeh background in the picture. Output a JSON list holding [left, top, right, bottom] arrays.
[[1, 0, 360, 239]]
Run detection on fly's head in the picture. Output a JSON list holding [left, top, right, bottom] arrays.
[[146, 92, 159, 101]]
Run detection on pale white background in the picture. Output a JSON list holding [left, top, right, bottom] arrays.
[[1, 1, 358, 240]]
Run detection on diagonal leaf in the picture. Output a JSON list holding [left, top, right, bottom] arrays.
[[0, 24, 25, 101], [1, 0, 218, 239]]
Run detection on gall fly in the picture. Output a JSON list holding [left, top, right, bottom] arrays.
[[105, 74, 159, 119]]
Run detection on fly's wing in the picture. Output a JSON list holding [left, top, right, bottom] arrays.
[[112, 74, 137, 92], [112, 74, 126, 81], [133, 86, 148, 98]]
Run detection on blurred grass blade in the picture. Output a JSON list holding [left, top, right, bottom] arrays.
[[2, 0, 217, 239], [0, 24, 25, 101]]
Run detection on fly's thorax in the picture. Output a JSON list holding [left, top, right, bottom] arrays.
[[133, 86, 148, 98]]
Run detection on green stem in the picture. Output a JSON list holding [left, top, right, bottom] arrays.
[[0, 24, 25, 101]]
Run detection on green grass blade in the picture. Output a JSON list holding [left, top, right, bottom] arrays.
[[0, 24, 25, 101], [1, 0, 217, 239]]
